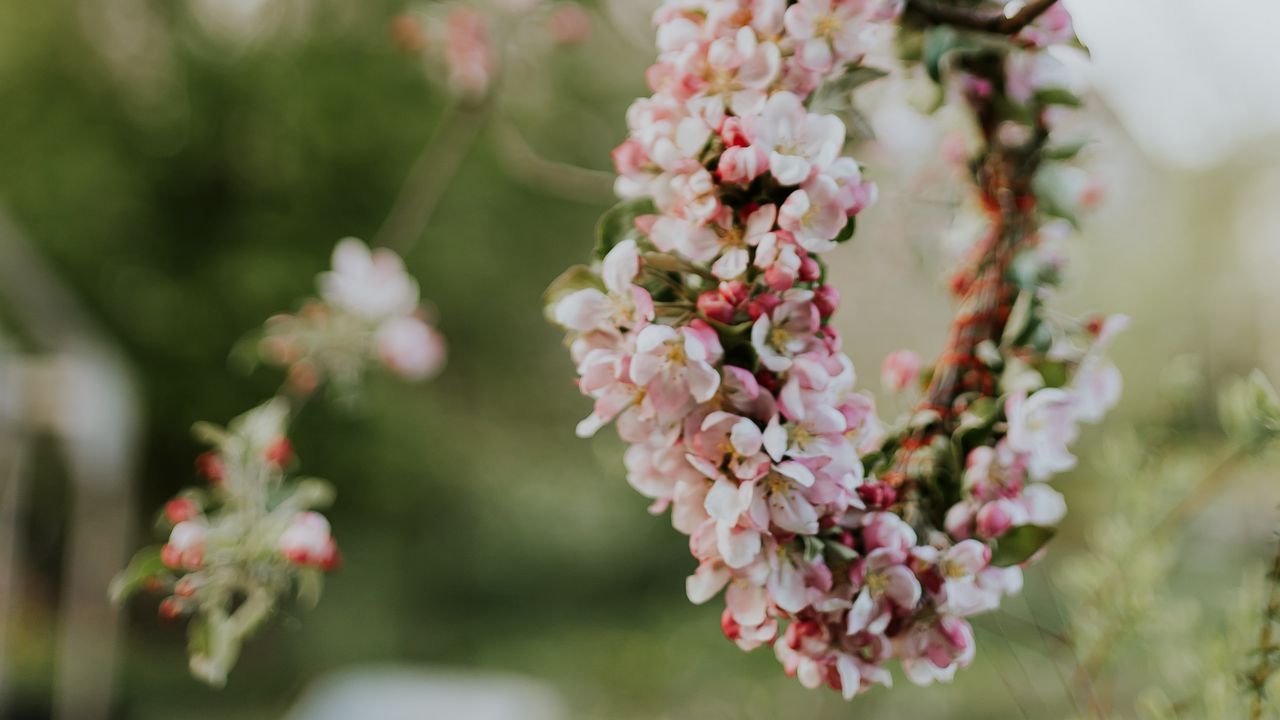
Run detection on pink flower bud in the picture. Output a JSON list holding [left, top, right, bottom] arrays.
[[880, 349, 921, 393], [764, 265, 795, 292], [611, 138, 647, 176], [264, 437, 293, 467], [719, 280, 750, 307], [546, 4, 590, 45], [718, 145, 768, 184], [798, 255, 821, 283], [746, 292, 781, 321], [720, 606, 742, 640], [719, 117, 750, 147], [975, 499, 1017, 539], [814, 285, 839, 318], [164, 498, 199, 525], [697, 290, 736, 323], [195, 451, 224, 485], [159, 597, 184, 621]]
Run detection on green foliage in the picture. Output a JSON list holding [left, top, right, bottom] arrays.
[[109, 546, 166, 605], [990, 525, 1055, 567], [594, 197, 655, 260]]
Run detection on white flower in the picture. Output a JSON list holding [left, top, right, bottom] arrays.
[[318, 238, 418, 321]]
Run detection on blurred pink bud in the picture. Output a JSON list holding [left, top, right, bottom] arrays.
[[612, 138, 647, 176], [814, 285, 839, 318], [389, 14, 427, 54], [377, 316, 447, 380], [975, 499, 1018, 539], [698, 290, 736, 323], [547, 4, 591, 45], [164, 498, 199, 525], [880, 349, 921, 393]]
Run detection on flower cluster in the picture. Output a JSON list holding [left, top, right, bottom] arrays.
[[116, 237, 447, 686], [260, 238, 445, 396], [392, 0, 591, 99], [111, 400, 339, 686], [549, 0, 1122, 699]]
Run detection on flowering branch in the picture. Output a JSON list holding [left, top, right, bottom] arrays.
[[113, 239, 445, 686], [905, 0, 1060, 34], [547, 0, 1116, 700]]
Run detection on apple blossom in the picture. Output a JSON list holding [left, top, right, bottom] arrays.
[[547, 0, 1118, 701]]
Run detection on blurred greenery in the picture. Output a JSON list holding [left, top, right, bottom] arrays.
[[2, 1, 1279, 719]]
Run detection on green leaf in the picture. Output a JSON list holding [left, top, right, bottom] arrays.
[[923, 26, 960, 83], [281, 477, 336, 511], [296, 568, 324, 609], [109, 546, 166, 604], [1034, 87, 1083, 109], [825, 540, 859, 562], [191, 421, 229, 448], [595, 197, 655, 260], [956, 396, 998, 435], [542, 264, 603, 324], [990, 525, 1056, 567], [801, 535, 824, 563], [1042, 139, 1088, 161], [833, 216, 857, 244], [1001, 291, 1035, 346]]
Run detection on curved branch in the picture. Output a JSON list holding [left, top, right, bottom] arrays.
[[906, 0, 1059, 35]]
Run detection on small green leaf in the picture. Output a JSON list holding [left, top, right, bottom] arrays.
[[923, 26, 960, 83], [1042, 139, 1088, 161], [990, 525, 1056, 567], [281, 478, 336, 511], [595, 197, 655, 260], [833, 216, 857, 244], [191, 422, 229, 448], [825, 541, 859, 562], [296, 568, 324, 609], [1001, 291, 1035, 346], [1034, 87, 1083, 108], [109, 546, 166, 604], [801, 535, 824, 563], [542, 264, 603, 323]]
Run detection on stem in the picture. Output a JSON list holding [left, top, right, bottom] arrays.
[[1248, 535, 1280, 719], [1073, 448, 1252, 695], [373, 101, 490, 255], [906, 0, 1060, 34]]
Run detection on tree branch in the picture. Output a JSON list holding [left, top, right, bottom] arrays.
[[906, 0, 1059, 35]]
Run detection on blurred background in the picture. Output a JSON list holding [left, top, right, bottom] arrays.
[[1, 0, 1279, 718]]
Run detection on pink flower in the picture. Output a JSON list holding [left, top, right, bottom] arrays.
[[880, 349, 921, 393], [319, 238, 418, 321], [376, 316, 446, 380], [778, 176, 849, 252], [846, 550, 922, 635], [783, 0, 893, 72], [1005, 388, 1079, 481], [753, 92, 845, 186], [631, 322, 723, 416], [934, 540, 998, 617], [751, 289, 821, 372], [705, 27, 782, 115], [554, 239, 654, 331], [443, 8, 495, 97], [687, 411, 772, 481], [899, 616, 975, 686]]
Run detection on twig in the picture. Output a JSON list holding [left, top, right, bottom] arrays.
[[906, 0, 1060, 35], [1248, 534, 1280, 719], [493, 120, 616, 204], [374, 101, 490, 255]]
